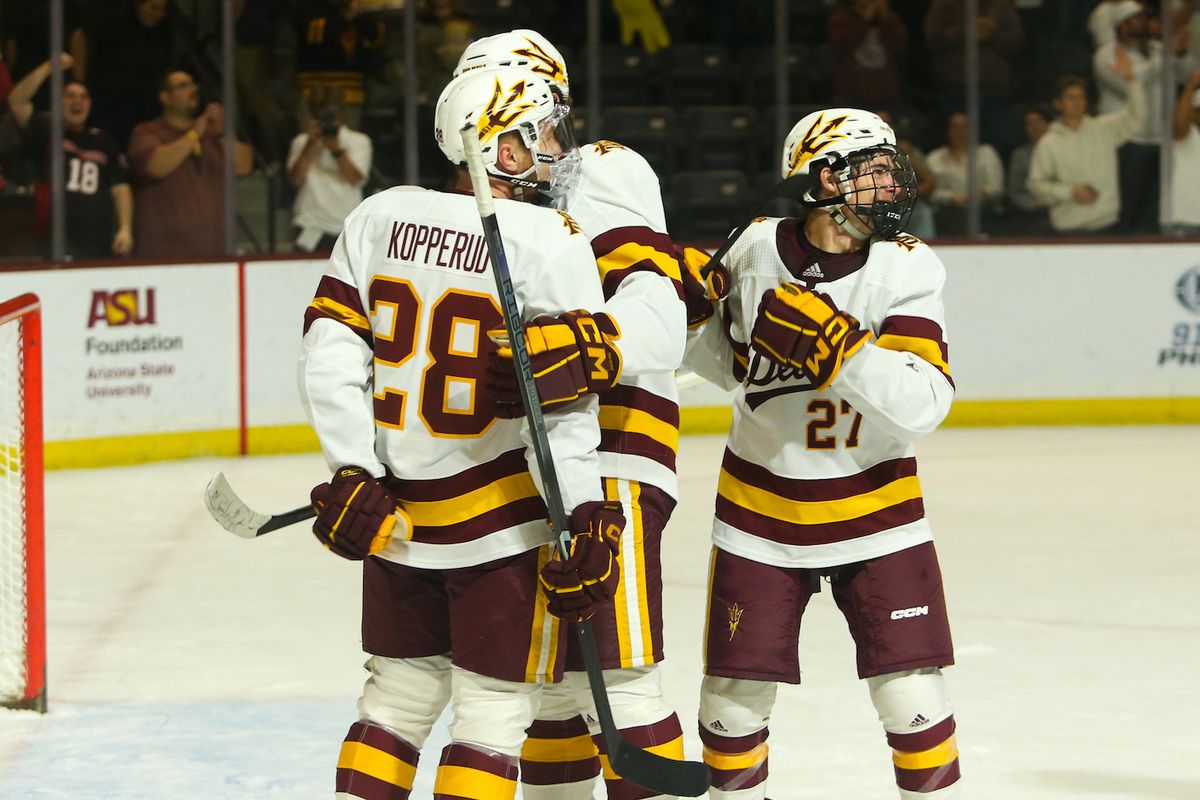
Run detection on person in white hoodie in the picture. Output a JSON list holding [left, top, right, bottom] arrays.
[[1164, 68, 1200, 235], [1028, 55, 1146, 234]]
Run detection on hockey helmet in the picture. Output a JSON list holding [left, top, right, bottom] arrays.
[[454, 29, 570, 101], [781, 108, 917, 239], [434, 67, 581, 200]]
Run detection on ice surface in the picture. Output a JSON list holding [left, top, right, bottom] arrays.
[[2, 426, 1199, 799]]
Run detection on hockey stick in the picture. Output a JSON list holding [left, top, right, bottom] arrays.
[[460, 126, 710, 797], [204, 472, 314, 538]]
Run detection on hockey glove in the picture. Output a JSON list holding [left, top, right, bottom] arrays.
[[486, 310, 623, 418], [679, 246, 731, 328], [750, 283, 872, 390], [540, 500, 625, 621], [310, 466, 412, 560]]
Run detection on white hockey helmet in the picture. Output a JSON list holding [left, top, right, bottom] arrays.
[[434, 66, 580, 199], [781, 108, 916, 239], [454, 29, 570, 100]]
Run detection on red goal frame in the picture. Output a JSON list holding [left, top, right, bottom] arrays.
[[0, 292, 45, 712]]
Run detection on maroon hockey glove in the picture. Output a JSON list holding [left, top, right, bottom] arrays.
[[539, 500, 625, 621], [486, 310, 623, 418], [679, 246, 731, 328], [750, 283, 872, 390], [310, 466, 411, 560]]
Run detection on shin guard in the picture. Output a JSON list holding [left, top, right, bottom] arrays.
[[869, 668, 961, 797], [335, 720, 421, 800], [434, 742, 520, 800]]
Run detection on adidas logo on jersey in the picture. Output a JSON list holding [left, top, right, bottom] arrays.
[[909, 714, 930, 728], [801, 263, 824, 279], [709, 719, 729, 733]]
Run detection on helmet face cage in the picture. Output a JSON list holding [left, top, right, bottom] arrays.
[[831, 145, 918, 239], [533, 102, 581, 199]]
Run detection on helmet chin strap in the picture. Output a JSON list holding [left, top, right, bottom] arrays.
[[802, 190, 872, 241]]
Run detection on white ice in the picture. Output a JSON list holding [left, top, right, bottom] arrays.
[[2, 426, 1199, 799]]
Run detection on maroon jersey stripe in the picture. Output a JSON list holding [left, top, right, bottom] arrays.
[[304, 275, 373, 345], [599, 429, 677, 471], [715, 496, 926, 546], [410, 496, 548, 545], [722, 449, 918, 503], [591, 226, 685, 301], [599, 384, 681, 426], [386, 449, 528, 503]]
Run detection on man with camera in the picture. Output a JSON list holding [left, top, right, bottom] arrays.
[[286, 86, 372, 253]]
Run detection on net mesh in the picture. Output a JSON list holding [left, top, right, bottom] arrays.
[[0, 307, 29, 704]]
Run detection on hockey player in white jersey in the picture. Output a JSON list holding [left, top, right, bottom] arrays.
[[299, 67, 626, 800], [456, 30, 691, 800], [684, 109, 962, 799]]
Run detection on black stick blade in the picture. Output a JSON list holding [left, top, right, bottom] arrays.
[[611, 742, 711, 797]]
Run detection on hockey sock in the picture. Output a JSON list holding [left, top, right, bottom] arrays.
[[699, 725, 769, 799], [595, 713, 685, 800], [335, 720, 421, 800], [520, 715, 600, 799], [433, 742, 520, 800], [888, 716, 961, 797], [868, 668, 961, 797]]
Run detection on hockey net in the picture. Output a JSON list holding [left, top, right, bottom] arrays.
[[0, 293, 45, 712]]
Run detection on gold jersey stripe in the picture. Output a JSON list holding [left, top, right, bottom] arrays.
[[599, 405, 680, 452], [521, 733, 599, 762], [404, 472, 539, 528], [433, 764, 518, 800], [336, 741, 417, 790], [308, 296, 370, 332], [702, 743, 768, 772], [875, 333, 951, 376], [717, 470, 924, 525], [599, 736, 684, 779], [595, 242, 683, 284], [893, 735, 959, 771]]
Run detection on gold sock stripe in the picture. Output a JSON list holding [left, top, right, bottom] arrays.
[[892, 735, 959, 771], [599, 736, 684, 780], [521, 733, 600, 763], [336, 740, 417, 790], [702, 743, 768, 772], [433, 764, 517, 799]]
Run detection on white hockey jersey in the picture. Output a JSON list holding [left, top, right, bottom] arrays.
[[299, 186, 605, 569], [684, 217, 954, 568], [563, 141, 686, 498]]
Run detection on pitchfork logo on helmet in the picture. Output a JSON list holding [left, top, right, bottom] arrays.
[[511, 37, 567, 87], [455, 29, 571, 99], [477, 78, 536, 144], [785, 112, 850, 178]]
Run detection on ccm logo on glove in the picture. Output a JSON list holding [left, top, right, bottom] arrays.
[[751, 283, 872, 390]]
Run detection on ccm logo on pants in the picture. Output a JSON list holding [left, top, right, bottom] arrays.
[[890, 606, 929, 620]]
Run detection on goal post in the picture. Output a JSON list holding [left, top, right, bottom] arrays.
[[0, 292, 46, 712]]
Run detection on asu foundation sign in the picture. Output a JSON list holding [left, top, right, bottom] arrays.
[[0, 264, 239, 442]]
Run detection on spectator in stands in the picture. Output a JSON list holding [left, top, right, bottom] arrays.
[[1164, 68, 1200, 235], [926, 111, 1005, 236], [1093, 0, 1196, 234], [286, 86, 371, 253], [69, 0, 178, 151], [925, 0, 1024, 150], [292, 0, 387, 128], [1006, 104, 1053, 234], [1028, 66, 1146, 234], [828, 0, 909, 108], [1090, 0, 1134, 48], [127, 69, 252, 259], [4, 55, 133, 259]]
